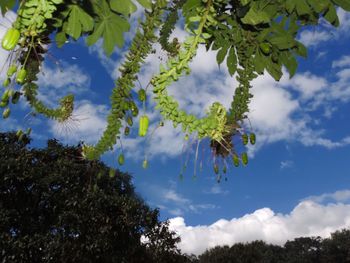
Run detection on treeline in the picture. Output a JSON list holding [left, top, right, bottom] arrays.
[[0, 132, 349, 262], [195, 229, 350, 262]]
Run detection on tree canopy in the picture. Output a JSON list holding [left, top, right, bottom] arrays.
[[0, 132, 191, 262], [1, 0, 350, 171]]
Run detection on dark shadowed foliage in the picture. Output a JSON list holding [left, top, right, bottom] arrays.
[[0, 132, 192, 263]]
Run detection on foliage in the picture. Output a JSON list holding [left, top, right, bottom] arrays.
[[1, 0, 350, 173], [197, 230, 350, 262], [0, 132, 188, 262]]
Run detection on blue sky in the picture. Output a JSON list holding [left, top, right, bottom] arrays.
[[1, 7, 350, 255]]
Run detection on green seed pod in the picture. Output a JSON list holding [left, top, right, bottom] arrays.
[[142, 159, 148, 169], [242, 152, 248, 166], [16, 68, 27, 84], [138, 89, 146, 102], [259, 42, 271, 55], [214, 164, 219, 175], [223, 165, 227, 174], [159, 121, 164, 127], [7, 64, 17, 77], [11, 91, 21, 104], [124, 126, 130, 136], [3, 107, 10, 119], [232, 154, 240, 167], [109, 168, 115, 178], [2, 89, 11, 102], [242, 134, 248, 145], [184, 134, 189, 141], [0, 100, 8, 107], [250, 133, 256, 145], [126, 116, 133, 126], [26, 128, 32, 135], [3, 78, 10, 87], [118, 153, 125, 165], [1, 28, 20, 51], [129, 101, 138, 117], [139, 115, 149, 137], [16, 129, 23, 137]]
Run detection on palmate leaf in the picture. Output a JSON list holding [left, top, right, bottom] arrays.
[[110, 0, 137, 16], [332, 0, 350, 11], [86, 0, 130, 56], [136, 0, 152, 9], [66, 5, 94, 40], [0, 0, 16, 15]]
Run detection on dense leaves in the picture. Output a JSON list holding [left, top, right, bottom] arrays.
[[2, 0, 350, 169], [198, 230, 350, 263], [0, 132, 189, 262]]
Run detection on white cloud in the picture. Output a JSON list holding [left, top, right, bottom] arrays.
[[280, 160, 294, 169], [298, 8, 350, 48], [298, 30, 332, 47], [303, 189, 350, 203], [332, 55, 350, 68], [204, 184, 229, 195], [169, 193, 350, 255]]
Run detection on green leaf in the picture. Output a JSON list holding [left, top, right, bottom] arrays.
[[86, 13, 129, 56], [332, 0, 350, 11], [295, 0, 312, 16], [110, 0, 137, 16], [241, 6, 271, 25], [268, 34, 296, 50], [136, 0, 152, 9], [307, 0, 329, 13], [265, 57, 283, 81], [281, 52, 298, 78], [253, 51, 265, 74], [295, 41, 308, 58], [324, 4, 340, 26], [227, 47, 237, 76], [55, 31, 67, 48], [216, 45, 229, 65], [65, 5, 94, 40]]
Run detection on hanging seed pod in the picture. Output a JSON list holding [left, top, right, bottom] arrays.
[[142, 159, 148, 169], [138, 88, 146, 102], [2, 89, 11, 102], [232, 154, 240, 167], [109, 168, 115, 178], [129, 101, 138, 117], [124, 126, 130, 136], [3, 78, 10, 88], [16, 68, 27, 84], [223, 165, 227, 174], [11, 91, 21, 104], [3, 107, 10, 119], [242, 134, 248, 145], [250, 133, 256, 145], [7, 64, 17, 77], [242, 152, 248, 166], [1, 28, 20, 51], [126, 116, 133, 126], [139, 115, 149, 137], [118, 153, 125, 165], [213, 164, 219, 175]]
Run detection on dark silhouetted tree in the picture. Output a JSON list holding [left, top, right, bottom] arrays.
[[0, 132, 187, 262]]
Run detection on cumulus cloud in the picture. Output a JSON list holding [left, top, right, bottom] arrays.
[[303, 189, 350, 203], [169, 192, 350, 255], [298, 8, 350, 48]]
